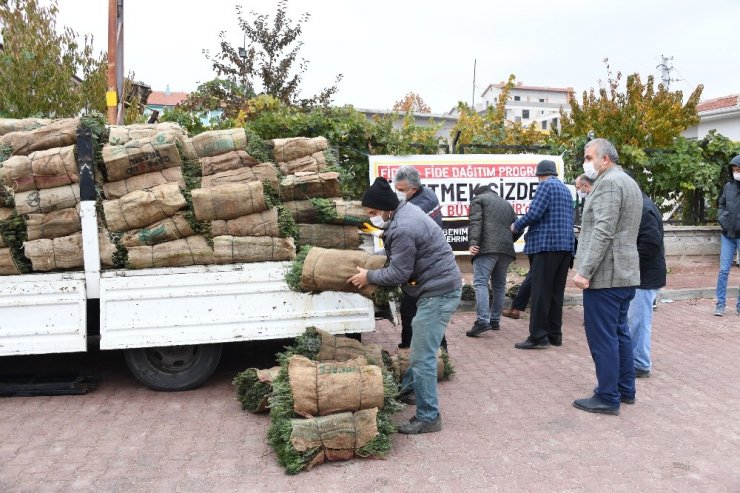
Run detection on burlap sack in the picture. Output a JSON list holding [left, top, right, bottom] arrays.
[[282, 199, 369, 226], [390, 348, 446, 383], [181, 138, 197, 160], [0, 118, 52, 136], [237, 366, 281, 413], [99, 231, 117, 269], [0, 248, 20, 275], [120, 212, 194, 247], [314, 328, 384, 366], [127, 235, 215, 269], [211, 209, 279, 237], [103, 167, 184, 200], [288, 355, 384, 417], [25, 206, 81, 240], [191, 181, 266, 222], [15, 184, 80, 215], [0, 118, 79, 156], [300, 247, 387, 298], [200, 150, 259, 176], [0, 207, 13, 222], [213, 235, 296, 264], [272, 137, 328, 162], [200, 163, 279, 191], [298, 224, 359, 250], [279, 172, 341, 201], [289, 408, 378, 468], [102, 141, 182, 181], [278, 151, 328, 175], [1, 145, 77, 192], [23, 232, 83, 271], [107, 123, 187, 145], [103, 182, 186, 233], [190, 129, 247, 158]]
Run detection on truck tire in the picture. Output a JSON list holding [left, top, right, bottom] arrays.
[[123, 344, 222, 391]]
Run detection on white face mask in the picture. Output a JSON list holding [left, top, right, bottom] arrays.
[[369, 215, 385, 227], [734, 172, 740, 182], [395, 191, 408, 202], [577, 190, 588, 200], [583, 160, 598, 180]]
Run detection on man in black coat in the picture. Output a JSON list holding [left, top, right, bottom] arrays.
[[714, 155, 740, 317]]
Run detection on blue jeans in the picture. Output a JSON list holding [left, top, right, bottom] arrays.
[[628, 288, 658, 372], [583, 287, 636, 405], [715, 234, 740, 310], [401, 288, 461, 422], [472, 254, 512, 325]]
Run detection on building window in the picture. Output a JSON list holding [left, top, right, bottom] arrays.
[[515, 116, 522, 123], [522, 110, 530, 119], [541, 121, 548, 130], [513, 96, 521, 101], [539, 98, 545, 103]]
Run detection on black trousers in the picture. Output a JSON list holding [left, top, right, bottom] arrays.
[[511, 255, 533, 310], [528, 251, 572, 343], [400, 293, 448, 350]]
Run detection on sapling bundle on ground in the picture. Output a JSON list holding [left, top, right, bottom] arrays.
[[25, 206, 81, 240], [103, 182, 186, 233], [296, 223, 360, 250], [212, 235, 296, 264], [271, 137, 328, 163], [279, 172, 341, 201], [0, 118, 80, 156], [0, 118, 51, 136], [389, 348, 455, 384], [266, 327, 403, 474], [126, 235, 215, 269], [102, 167, 184, 200], [199, 163, 279, 191], [120, 212, 194, 248], [0, 145, 77, 192], [233, 366, 281, 413]]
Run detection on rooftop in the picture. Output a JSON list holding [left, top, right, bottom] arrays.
[[147, 90, 189, 107], [696, 94, 740, 113], [482, 81, 574, 97]]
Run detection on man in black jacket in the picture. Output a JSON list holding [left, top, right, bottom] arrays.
[[465, 185, 517, 337], [628, 193, 666, 378], [714, 155, 740, 317]]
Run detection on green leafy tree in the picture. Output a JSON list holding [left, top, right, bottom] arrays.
[[203, 0, 342, 111], [0, 0, 107, 117], [177, 78, 252, 121]]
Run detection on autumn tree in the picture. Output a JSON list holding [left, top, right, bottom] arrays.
[[0, 0, 107, 117], [202, 0, 342, 111], [393, 92, 432, 113]]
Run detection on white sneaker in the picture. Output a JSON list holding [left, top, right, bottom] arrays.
[[713, 305, 725, 317]]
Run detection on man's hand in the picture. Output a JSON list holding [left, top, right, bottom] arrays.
[[572, 273, 590, 290], [348, 266, 369, 289], [360, 223, 383, 238], [469, 245, 479, 256], [510, 224, 518, 233]]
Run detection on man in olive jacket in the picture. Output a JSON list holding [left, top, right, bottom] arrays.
[[466, 185, 517, 337]]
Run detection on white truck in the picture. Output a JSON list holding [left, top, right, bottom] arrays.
[[0, 130, 375, 391]]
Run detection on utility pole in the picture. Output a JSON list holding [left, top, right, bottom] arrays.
[[656, 55, 675, 90], [472, 59, 476, 109], [107, 0, 124, 125]]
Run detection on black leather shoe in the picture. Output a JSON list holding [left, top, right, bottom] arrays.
[[621, 395, 636, 405], [514, 337, 549, 349], [548, 336, 562, 346], [466, 321, 492, 337], [573, 395, 620, 415], [490, 321, 500, 330]]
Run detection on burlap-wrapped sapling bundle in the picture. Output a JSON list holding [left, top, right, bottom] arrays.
[[14, 184, 80, 215], [211, 208, 279, 237], [390, 348, 455, 384], [0, 118, 51, 136], [282, 198, 369, 227], [233, 366, 281, 413], [103, 182, 186, 233], [1, 145, 77, 192], [0, 248, 20, 275], [25, 206, 81, 240], [289, 246, 386, 299], [23, 231, 84, 271], [199, 163, 279, 191], [120, 212, 194, 248], [200, 150, 259, 176], [277, 151, 329, 175], [279, 172, 341, 201], [212, 235, 296, 264], [189, 128, 247, 158], [0, 118, 80, 156], [271, 136, 328, 163], [313, 328, 385, 366], [103, 167, 184, 200], [107, 123, 186, 146], [126, 235, 215, 269], [101, 138, 182, 182], [191, 181, 266, 222], [297, 223, 360, 250]]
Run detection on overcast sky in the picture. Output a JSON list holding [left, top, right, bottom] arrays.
[[52, 0, 739, 114]]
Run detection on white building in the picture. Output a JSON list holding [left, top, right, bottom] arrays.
[[357, 108, 459, 146], [682, 94, 740, 141]]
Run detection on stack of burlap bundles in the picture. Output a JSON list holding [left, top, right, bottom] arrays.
[[0, 118, 80, 156], [298, 247, 386, 298], [0, 145, 78, 192]]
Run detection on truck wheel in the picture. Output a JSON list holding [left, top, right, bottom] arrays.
[[123, 344, 222, 391]]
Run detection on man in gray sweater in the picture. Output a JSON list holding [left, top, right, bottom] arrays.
[[348, 177, 461, 434], [466, 185, 517, 337]]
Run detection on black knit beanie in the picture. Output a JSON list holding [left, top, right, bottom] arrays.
[[362, 177, 400, 210]]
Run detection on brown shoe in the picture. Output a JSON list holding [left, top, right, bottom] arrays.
[[502, 308, 520, 319]]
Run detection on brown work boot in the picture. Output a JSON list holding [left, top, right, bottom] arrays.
[[501, 308, 520, 319]]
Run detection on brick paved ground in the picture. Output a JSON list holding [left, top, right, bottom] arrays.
[[1, 295, 738, 492]]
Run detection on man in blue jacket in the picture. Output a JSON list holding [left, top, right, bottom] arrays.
[[511, 160, 574, 349], [348, 177, 461, 434]]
